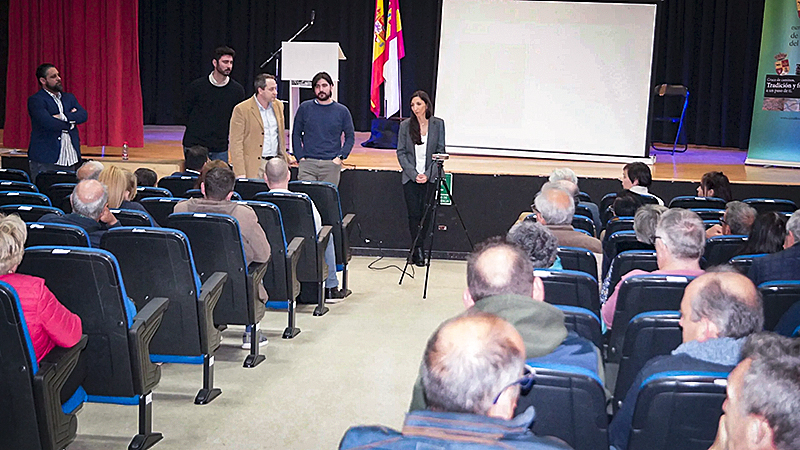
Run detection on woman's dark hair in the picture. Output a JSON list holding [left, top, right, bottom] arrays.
[[740, 211, 786, 255], [701, 171, 732, 202], [612, 190, 644, 217], [409, 90, 433, 145]]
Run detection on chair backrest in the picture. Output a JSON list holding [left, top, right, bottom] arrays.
[[0, 181, 38, 193], [556, 305, 603, 348], [157, 175, 197, 197], [18, 247, 138, 398], [603, 231, 654, 278], [535, 269, 600, 317], [238, 201, 292, 302], [728, 253, 767, 275], [613, 311, 682, 412], [184, 188, 242, 201], [668, 196, 726, 210], [575, 203, 593, 221], [0, 168, 31, 183], [109, 208, 155, 227], [704, 235, 747, 267], [516, 363, 608, 450], [26, 222, 90, 248], [235, 178, 269, 200], [577, 192, 592, 203], [254, 192, 321, 281], [600, 193, 618, 225], [166, 213, 261, 326], [628, 372, 728, 450], [743, 198, 798, 214], [604, 217, 635, 240], [607, 250, 659, 298], [140, 197, 183, 226], [691, 208, 724, 221], [0, 191, 51, 207], [1, 205, 64, 223], [134, 186, 172, 201], [43, 183, 76, 211], [289, 180, 348, 265], [35, 171, 77, 195], [572, 215, 596, 238], [557, 246, 598, 280], [608, 275, 694, 361], [101, 228, 204, 357], [758, 281, 800, 331]]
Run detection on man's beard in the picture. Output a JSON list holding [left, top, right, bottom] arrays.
[[316, 90, 330, 101], [216, 67, 231, 77], [50, 81, 63, 92]]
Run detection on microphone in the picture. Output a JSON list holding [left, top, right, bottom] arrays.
[[310, 10, 315, 25]]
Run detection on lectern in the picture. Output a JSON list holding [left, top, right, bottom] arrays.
[[282, 42, 346, 154]]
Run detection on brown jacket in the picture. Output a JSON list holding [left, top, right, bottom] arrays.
[[229, 96, 289, 179]]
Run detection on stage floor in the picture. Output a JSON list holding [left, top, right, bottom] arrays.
[[3, 125, 800, 185]]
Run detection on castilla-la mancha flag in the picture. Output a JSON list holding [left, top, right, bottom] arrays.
[[370, 0, 387, 117], [383, 0, 405, 117]]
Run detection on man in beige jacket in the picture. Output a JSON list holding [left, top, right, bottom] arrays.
[[229, 73, 290, 179]]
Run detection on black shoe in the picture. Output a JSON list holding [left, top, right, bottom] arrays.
[[325, 287, 350, 303], [412, 247, 426, 267]]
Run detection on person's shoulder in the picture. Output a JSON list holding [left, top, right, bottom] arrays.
[[431, 116, 445, 126], [234, 96, 253, 110], [187, 77, 206, 88], [338, 424, 402, 449]]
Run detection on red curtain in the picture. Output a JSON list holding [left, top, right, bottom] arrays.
[[4, 0, 144, 149]]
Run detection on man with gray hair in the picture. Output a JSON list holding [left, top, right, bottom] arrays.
[[341, 312, 572, 449], [533, 182, 601, 253], [709, 332, 800, 450], [603, 208, 706, 327], [706, 201, 757, 238], [76, 160, 104, 180], [39, 179, 120, 246], [508, 219, 560, 269], [748, 209, 800, 286], [609, 270, 764, 450]]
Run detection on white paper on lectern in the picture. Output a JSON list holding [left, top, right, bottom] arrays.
[[281, 42, 345, 83]]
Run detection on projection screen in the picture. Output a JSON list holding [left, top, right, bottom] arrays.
[[435, 0, 659, 162]]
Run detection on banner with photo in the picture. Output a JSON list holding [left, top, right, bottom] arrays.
[[746, 0, 800, 167]]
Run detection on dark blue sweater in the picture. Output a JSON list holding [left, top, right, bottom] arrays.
[[291, 100, 354, 160]]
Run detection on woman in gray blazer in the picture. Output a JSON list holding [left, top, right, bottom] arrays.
[[396, 90, 446, 266]]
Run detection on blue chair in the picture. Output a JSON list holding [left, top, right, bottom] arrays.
[[758, 281, 800, 332], [668, 196, 726, 210], [557, 246, 598, 280], [134, 186, 173, 201], [1, 204, 64, 223], [743, 198, 797, 214], [109, 208, 156, 227], [0, 191, 51, 207], [44, 183, 76, 211], [604, 217, 635, 241], [556, 305, 602, 348], [140, 197, 183, 226], [34, 171, 77, 196], [0, 180, 38, 193], [691, 208, 724, 221], [0, 167, 31, 182], [157, 175, 197, 197], [704, 235, 747, 267], [535, 269, 600, 317], [605, 250, 658, 299], [728, 253, 767, 274], [26, 222, 90, 248], [602, 231, 654, 278], [234, 178, 269, 200], [572, 214, 596, 238]]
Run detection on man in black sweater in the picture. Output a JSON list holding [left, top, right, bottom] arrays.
[[182, 46, 245, 163]]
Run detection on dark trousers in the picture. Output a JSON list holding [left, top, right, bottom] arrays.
[[403, 181, 436, 250]]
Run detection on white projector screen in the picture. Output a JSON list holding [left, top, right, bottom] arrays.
[[436, 0, 658, 161]]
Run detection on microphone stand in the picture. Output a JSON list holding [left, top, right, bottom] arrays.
[[259, 12, 315, 78]]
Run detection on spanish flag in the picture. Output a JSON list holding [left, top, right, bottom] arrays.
[[383, 0, 406, 117], [370, 0, 387, 117]]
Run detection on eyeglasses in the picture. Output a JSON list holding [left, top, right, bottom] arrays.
[[654, 235, 663, 241], [492, 367, 535, 404], [719, 218, 727, 226]]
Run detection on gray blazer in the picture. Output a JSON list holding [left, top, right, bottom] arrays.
[[396, 116, 446, 184]]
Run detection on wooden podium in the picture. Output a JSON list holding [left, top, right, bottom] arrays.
[[281, 42, 346, 154]]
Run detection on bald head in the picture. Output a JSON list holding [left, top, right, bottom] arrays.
[[467, 239, 534, 301], [77, 161, 104, 180], [70, 179, 108, 221], [423, 311, 525, 416], [264, 158, 290, 189], [534, 184, 575, 225], [553, 179, 579, 198]]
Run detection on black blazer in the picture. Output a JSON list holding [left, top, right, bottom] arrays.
[[27, 89, 88, 163], [396, 116, 446, 184]]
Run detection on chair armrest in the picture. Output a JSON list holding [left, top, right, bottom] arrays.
[[248, 260, 269, 288], [341, 213, 355, 262], [33, 335, 88, 450], [129, 297, 169, 394], [198, 272, 228, 354], [286, 237, 304, 299], [317, 225, 333, 276], [342, 213, 355, 232]]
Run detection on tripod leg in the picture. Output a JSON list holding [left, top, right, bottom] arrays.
[[422, 183, 442, 299], [400, 181, 440, 285]]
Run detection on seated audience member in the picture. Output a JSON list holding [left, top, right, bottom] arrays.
[[264, 158, 347, 301], [98, 166, 149, 213], [549, 168, 601, 228], [134, 167, 157, 188], [172, 145, 208, 177], [709, 332, 800, 450], [342, 312, 572, 450], [621, 162, 662, 205], [599, 190, 644, 240], [76, 160, 104, 180], [194, 159, 231, 189], [706, 201, 757, 238], [697, 171, 732, 202], [410, 238, 602, 411], [737, 211, 786, 256], [602, 208, 705, 328], [39, 179, 120, 246], [609, 269, 764, 450], [508, 219, 561, 270], [748, 210, 800, 286], [533, 182, 602, 253]]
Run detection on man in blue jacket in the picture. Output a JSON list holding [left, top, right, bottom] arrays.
[[27, 63, 88, 182]]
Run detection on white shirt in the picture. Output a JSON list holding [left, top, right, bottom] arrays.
[[208, 72, 229, 87], [256, 96, 279, 158], [630, 185, 664, 205], [45, 90, 79, 167], [269, 188, 321, 233], [415, 134, 427, 175]]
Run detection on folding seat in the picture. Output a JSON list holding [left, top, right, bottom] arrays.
[[555, 305, 602, 348], [288, 181, 356, 294], [255, 191, 333, 315], [0, 191, 51, 207], [743, 197, 797, 214], [575, 203, 594, 222], [134, 186, 172, 201], [235, 178, 269, 200], [167, 213, 269, 367], [43, 182, 76, 211], [557, 246, 598, 280], [0, 167, 31, 182], [34, 171, 77, 195], [0, 180, 38, 193], [157, 175, 197, 197], [602, 231, 654, 278], [26, 222, 90, 248], [577, 191, 592, 203], [18, 247, 168, 450], [141, 197, 183, 226], [758, 281, 800, 331], [0, 282, 88, 450], [604, 217, 635, 240], [572, 214, 596, 238], [605, 250, 658, 299], [184, 188, 241, 200], [238, 200, 304, 338], [704, 235, 747, 267], [101, 227, 228, 403], [1, 204, 64, 223], [728, 253, 767, 274], [668, 196, 726, 210], [515, 362, 608, 450], [534, 269, 600, 317], [627, 371, 728, 450], [613, 311, 682, 412], [691, 208, 724, 221], [110, 208, 156, 227], [607, 274, 694, 362]]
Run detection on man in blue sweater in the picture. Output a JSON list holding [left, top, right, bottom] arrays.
[[291, 72, 354, 186]]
